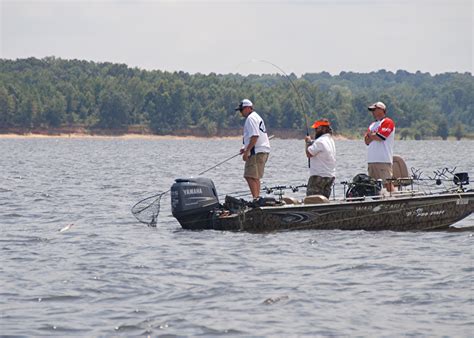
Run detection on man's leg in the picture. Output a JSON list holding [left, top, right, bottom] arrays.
[[245, 177, 260, 199], [385, 182, 395, 192], [307, 176, 334, 198], [369, 163, 395, 192]]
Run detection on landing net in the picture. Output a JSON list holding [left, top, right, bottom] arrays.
[[131, 190, 169, 227]]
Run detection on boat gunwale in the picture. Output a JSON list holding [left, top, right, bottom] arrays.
[[255, 191, 474, 211]]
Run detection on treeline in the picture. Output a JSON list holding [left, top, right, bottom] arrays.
[[0, 57, 472, 139]]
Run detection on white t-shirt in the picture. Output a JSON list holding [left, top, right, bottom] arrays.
[[243, 111, 271, 154], [367, 117, 395, 163], [307, 133, 336, 177]]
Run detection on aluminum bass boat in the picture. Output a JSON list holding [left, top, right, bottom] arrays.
[[170, 167, 473, 233]]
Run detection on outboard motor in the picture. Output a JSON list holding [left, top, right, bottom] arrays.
[[171, 177, 220, 230]]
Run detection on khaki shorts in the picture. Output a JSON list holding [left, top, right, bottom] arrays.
[[244, 153, 269, 179], [368, 163, 393, 182]]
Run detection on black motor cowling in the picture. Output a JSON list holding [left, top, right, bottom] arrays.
[[171, 177, 219, 230]]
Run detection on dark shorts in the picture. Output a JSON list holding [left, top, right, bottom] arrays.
[[306, 175, 335, 198], [244, 153, 269, 179]]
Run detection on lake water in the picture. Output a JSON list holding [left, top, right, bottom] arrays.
[[0, 137, 473, 336]]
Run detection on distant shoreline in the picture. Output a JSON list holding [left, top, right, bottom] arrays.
[[0, 133, 243, 140], [0, 127, 350, 140], [1, 128, 471, 141], [0, 133, 349, 141]]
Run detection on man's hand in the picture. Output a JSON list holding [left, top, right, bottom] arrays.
[[364, 132, 372, 145], [242, 149, 250, 161], [305, 136, 313, 158]]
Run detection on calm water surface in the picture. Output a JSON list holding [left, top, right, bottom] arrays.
[[0, 138, 473, 337]]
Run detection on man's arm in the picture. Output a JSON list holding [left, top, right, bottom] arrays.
[[243, 135, 258, 161], [305, 136, 314, 158], [364, 132, 384, 145]]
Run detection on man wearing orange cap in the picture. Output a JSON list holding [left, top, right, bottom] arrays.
[[364, 101, 396, 192], [304, 118, 336, 198]]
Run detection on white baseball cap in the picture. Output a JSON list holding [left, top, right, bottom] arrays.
[[235, 99, 253, 111], [368, 101, 386, 111]]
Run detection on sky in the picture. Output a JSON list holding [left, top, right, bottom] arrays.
[[1, 0, 472, 75]]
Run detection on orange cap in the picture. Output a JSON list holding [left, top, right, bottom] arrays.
[[311, 120, 330, 129]]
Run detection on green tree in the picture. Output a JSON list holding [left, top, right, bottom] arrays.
[[436, 119, 449, 140], [1, 57, 473, 137], [42, 94, 67, 127], [97, 91, 130, 129], [0, 86, 16, 127], [454, 123, 464, 140], [399, 129, 410, 140]]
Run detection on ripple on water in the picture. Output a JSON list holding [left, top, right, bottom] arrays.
[[0, 138, 473, 337]]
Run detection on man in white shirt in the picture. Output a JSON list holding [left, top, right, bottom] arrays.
[[364, 101, 395, 192], [236, 99, 271, 201], [304, 119, 336, 198]]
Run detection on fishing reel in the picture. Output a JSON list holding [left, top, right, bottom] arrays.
[[263, 184, 307, 200], [430, 167, 469, 187], [412, 167, 470, 190]]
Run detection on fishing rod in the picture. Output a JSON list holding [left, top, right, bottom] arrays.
[[199, 134, 275, 175], [132, 135, 275, 226], [242, 59, 311, 168], [250, 59, 310, 137], [198, 153, 241, 175]]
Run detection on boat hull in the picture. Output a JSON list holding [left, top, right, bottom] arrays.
[[186, 192, 474, 233]]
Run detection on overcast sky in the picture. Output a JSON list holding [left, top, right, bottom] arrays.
[[1, 0, 472, 75]]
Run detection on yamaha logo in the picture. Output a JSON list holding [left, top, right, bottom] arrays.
[[183, 188, 203, 195]]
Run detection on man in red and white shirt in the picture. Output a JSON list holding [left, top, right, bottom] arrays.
[[364, 101, 395, 191]]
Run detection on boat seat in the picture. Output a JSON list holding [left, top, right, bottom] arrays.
[[303, 195, 330, 205], [282, 196, 300, 205], [392, 155, 412, 188]]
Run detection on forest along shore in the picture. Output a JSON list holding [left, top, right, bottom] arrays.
[[2, 58, 472, 142]]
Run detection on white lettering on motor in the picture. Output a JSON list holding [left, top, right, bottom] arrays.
[[184, 188, 203, 195]]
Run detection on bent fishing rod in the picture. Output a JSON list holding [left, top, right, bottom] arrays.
[[248, 59, 310, 137], [242, 59, 311, 168]]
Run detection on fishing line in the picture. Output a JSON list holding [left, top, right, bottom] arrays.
[[132, 135, 275, 226], [236, 59, 312, 168], [238, 59, 310, 136], [198, 135, 274, 175]]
